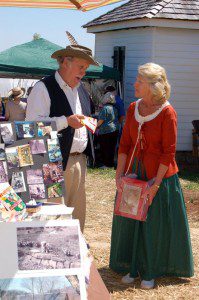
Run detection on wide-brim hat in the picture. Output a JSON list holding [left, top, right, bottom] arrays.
[[8, 87, 25, 98], [51, 44, 100, 66]]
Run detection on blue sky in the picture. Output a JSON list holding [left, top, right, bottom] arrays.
[[0, 1, 126, 53]]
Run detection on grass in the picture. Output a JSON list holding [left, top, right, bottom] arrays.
[[178, 169, 199, 191], [88, 167, 199, 191]]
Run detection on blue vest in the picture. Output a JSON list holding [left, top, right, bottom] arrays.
[[42, 74, 94, 170]]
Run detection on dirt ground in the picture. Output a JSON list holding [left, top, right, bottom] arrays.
[[84, 170, 199, 300]]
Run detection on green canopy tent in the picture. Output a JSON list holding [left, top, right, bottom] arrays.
[[0, 38, 120, 80]]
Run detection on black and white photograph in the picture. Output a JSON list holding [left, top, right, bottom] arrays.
[[0, 161, 8, 183], [29, 139, 46, 154], [47, 138, 62, 162], [0, 123, 14, 145], [15, 122, 35, 139], [0, 275, 81, 300], [11, 172, 26, 193], [26, 169, 43, 185], [5, 147, 19, 169], [17, 224, 81, 271], [0, 143, 6, 160], [43, 162, 64, 185], [29, 184, 45, 200]]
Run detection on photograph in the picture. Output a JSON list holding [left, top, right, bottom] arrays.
[[0, 275, 81, 300], [47, 183, 63, 198], [26, 169, 43, 185], [119, 184, 142, 215], [0, 143, 6, 160], [0, 161, 8, 183], [28, 184, 45, 200], [0, 183, 26, 212], [17, 224, 81, 271], [37, 121, 52, 137], [0, 123, 14, 145], [43, 162, 64, 185], [11, 172, 26, 193], [5, 147, 19, 169], [47, 138, 62, 162], [18, 144, 33, 167], [29, 139, 46, 154], [15, 122, 35, 139]]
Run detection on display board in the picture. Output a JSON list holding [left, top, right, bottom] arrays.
[[0, 121, 65, 204]]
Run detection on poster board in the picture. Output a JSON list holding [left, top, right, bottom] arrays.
[[0, 219, 87, 299], [0, 121, 65, 204]]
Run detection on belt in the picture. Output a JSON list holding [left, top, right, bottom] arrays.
[[69, 152, 82, 156]]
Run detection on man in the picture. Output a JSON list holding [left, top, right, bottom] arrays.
[[26, 44, 99, 232], [5, 87, 26, 121]]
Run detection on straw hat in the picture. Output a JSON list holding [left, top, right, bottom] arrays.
[[8, 87, 25, 99], [51, 44, 99, 66]]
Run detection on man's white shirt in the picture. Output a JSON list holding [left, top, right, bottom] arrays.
[[26, 71, 88, 153]]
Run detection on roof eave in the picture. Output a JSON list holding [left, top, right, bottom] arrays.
[[85, 18, 199, 33]]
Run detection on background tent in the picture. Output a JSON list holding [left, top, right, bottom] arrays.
[[0, 38, 120, 80]]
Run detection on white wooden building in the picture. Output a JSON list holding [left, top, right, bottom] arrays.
[[84, 0, 199, 151]]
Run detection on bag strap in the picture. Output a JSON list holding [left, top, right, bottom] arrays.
[[125, 121, 144, 176]]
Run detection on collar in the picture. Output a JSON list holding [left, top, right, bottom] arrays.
[[55, 71, 80, 91], [135, 98, 170, 124]]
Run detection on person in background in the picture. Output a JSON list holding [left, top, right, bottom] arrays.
[[5, 87, 26, 121], [26, 44, 99, 232], [97, 92, 120, 168], [0, 96, 5, 117], [104, 85, 125, 123], [110, 63, 193, 289]]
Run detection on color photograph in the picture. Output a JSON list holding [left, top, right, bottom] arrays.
[[37, 122, 52, 137], [43, 162, 64, 185], [15, 121, 35, 139], [47, 138, 62, 162], [5, 147, 19, 169], [18, 144, 33, 167], [0, 123, 14, 145], [26, 169, 43, 185], [0, 275, 81, 300], [48, 183, 63, 198], [28, 184, 45, 200], [29, 139, 46, 154]]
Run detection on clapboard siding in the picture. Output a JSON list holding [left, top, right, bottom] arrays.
[[153, 27, 199, 150], [94, 26, 199, 150], [95, 28, 154, 107]]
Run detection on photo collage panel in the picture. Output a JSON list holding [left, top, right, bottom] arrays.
[[0, 121, 65, 204]]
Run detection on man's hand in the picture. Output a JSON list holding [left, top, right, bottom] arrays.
[[67, 114, 85, 129]]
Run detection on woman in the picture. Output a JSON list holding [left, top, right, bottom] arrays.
[[110, 63, 194, 289], [97, 92, 120, 168]]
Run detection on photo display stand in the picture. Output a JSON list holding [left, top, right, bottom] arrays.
[[0, 121, 65, 204]]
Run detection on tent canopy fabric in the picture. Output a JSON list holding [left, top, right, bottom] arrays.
[[0, 0, 124, 11], [0, 38, 120, 80]]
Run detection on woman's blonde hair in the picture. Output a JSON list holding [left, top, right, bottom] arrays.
[[138, 63, 171, 104]]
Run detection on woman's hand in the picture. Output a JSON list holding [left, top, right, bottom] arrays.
[[116, 175, 123, 192], [144, 184, 159, 206]]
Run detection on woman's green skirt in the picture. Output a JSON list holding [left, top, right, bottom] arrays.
[[109, 174, 194, 280]]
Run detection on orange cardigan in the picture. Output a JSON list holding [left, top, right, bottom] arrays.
[[118, 102, 179, 179]]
